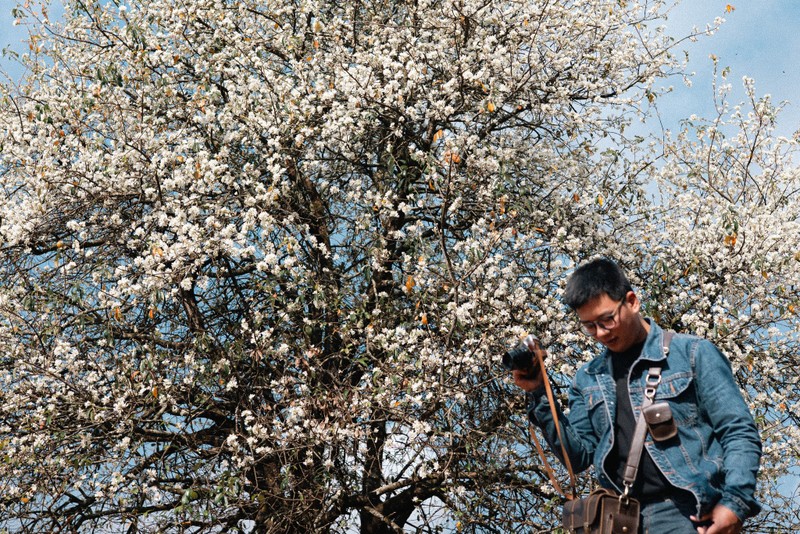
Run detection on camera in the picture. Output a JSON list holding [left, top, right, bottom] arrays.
[[502, 334, 541, 371]]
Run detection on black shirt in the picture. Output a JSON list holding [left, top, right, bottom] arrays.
[[605, 341, 677, 501]]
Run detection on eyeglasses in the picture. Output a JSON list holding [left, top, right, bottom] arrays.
[[579, 300, 625, 335]]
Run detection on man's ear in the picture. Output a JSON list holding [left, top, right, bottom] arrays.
[[626, 290, 641, 313]]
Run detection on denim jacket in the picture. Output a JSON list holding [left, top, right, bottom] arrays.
[[527, 321, 762, 521]]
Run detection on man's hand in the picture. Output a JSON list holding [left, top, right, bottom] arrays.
[[511, 338, 547, 392], [691, 504, 743, 534]]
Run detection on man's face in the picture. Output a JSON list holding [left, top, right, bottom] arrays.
[[575, 291, 645, 353]]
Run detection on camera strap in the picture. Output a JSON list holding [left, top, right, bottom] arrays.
[[529, 346, 578, 499]]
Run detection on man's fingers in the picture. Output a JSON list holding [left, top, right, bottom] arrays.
[[512, 368, 544, 392], [691, 514, 712, 534]]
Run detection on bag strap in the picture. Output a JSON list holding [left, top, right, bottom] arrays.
[[621, 330, 674, 496]]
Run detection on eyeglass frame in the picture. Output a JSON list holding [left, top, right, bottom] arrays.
[[579, 299, 626, 335]]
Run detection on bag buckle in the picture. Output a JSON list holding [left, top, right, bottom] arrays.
[[620, 483, 631, 506], [644, 370, 662, 401]]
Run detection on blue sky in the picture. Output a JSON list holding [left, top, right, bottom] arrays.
[[653, 1, 800, 137]]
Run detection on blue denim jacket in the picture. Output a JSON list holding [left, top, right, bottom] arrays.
[[527, 321, 762, 521]]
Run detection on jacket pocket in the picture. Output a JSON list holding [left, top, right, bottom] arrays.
[[584, 385, 610, 433], [654, 371, 697, 425]]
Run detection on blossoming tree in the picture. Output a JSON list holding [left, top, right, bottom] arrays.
[[1, 0, 798, 532]]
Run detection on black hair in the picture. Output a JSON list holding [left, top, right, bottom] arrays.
[[563, 257, 633, 310]]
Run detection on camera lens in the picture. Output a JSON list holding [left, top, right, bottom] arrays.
[[502, 344, 532, 371]]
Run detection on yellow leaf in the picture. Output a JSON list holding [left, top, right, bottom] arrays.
[[421, 313, 428, 325], [433, 129, 444, 142], [724, 233, 737, 247], [487, 102, 496, 112], [596, 194, 604, 206], [152, 386, 158, 398], [148, 307, 156, 320], [443, 151, 461, 164], [726, 4, 735, 13], [21, 497, 29, 504], [113, 307, 122, 321], [405, 275, 415, 292]]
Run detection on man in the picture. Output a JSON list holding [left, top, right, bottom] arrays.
[[513, 258, 761, 534]]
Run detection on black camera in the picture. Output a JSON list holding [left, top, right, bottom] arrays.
[[502, 335, 540, 371]]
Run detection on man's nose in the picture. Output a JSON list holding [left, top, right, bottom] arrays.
[[593, 323, 613, 339]]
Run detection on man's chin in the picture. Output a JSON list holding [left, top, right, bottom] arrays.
[[601, 337, 620, 350]]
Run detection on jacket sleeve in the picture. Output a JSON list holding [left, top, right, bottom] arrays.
[[525, 374, 599, 474], [694, 339, 762, 520]]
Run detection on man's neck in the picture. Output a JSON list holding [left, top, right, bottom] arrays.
[[634, 316, 650, 344]]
